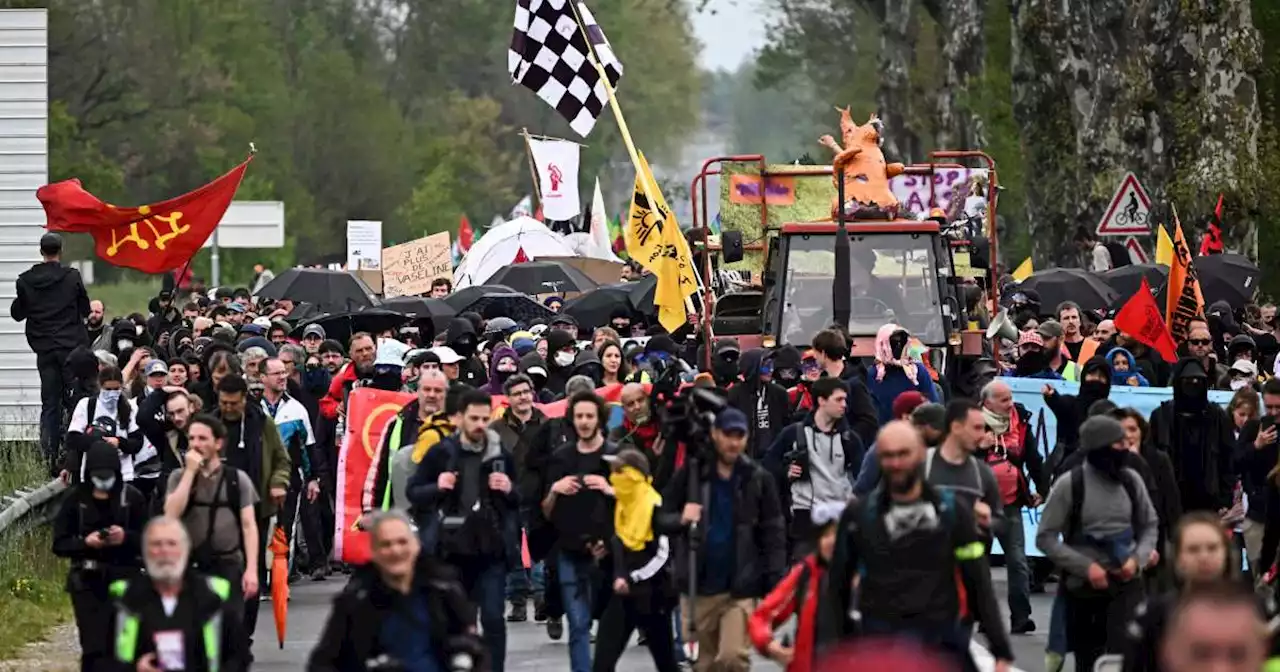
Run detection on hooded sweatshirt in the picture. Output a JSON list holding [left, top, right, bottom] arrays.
[[728, 349, 791, 460], [518, 350, 555, 403], [11, 260, 90, 354], [446, 317, 485, 388], [864, 325, 938, 423], [484, 345, 521, 395], [570, 348, 604, 387], [51, 441, 148, 575], [543, 329, 578, 398], [1044, 356, 1112, 473], [1149, 357, 1235, 512], [1106, 346, 1150, 387]]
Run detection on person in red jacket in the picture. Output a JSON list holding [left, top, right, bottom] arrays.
[[748, 501, 845, 672], [318, 332, 376, 421]]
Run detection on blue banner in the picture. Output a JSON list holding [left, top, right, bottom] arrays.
[[994, 377, 1238, 557]]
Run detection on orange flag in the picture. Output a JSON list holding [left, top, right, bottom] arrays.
[[1117, 277, 1178, 363], [1164, 208, 1205, 344]]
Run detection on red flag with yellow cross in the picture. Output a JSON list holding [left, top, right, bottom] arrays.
[[36, 155, 253, 273]]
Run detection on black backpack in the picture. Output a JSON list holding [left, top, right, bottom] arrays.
[[436, 446, 506, 561], [1065, 463, 1144, 549]]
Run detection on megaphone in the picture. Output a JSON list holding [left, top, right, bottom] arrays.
[[986, 308, 1018, 342]]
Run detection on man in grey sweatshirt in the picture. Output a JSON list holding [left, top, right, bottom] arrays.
[[1036, 415, 1158, 672]]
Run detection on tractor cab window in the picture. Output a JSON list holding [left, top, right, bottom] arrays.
[[779, 232, 946, 346]]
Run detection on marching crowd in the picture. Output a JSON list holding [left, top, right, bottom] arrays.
[[12, 230, 1280, 672]]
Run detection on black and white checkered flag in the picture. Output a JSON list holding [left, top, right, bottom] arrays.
[[508, 0, 623, 137]]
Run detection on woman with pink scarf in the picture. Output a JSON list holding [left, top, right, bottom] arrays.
[[863, 323, 938, 423]]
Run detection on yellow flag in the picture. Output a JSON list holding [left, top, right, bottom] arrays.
[[1011, 257, 1033, 282], [1155, 224, 1174, 266], [625, 152, 697, 332]]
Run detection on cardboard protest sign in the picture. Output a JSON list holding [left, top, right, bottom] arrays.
[[381, 232, 452, 298]]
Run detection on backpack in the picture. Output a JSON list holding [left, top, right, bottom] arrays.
[[923, 448, 984, 502], [435, 444, 506, 561], [859, 489, 970, 618], [183, 466, 245, 567], [1066, 463, 1142, 543], [794, 423, 860, 477]]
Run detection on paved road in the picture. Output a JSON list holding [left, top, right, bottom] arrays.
[[251, 568, 1059, 672]]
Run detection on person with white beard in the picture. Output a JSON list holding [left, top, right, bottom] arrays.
[[107, 516, 249, 671]]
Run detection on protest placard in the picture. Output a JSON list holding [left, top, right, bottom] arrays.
[[381, 232, 452, 298]]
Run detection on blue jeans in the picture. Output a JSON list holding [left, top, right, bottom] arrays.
[[1047, 587, 1068, 655], [557, 553, 596, 672], [996, 504, 1032, 625], [505, 561, 546, 601], [460, 560, 508, 672]]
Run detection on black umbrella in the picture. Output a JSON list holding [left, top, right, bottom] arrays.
[[1018, 268, 1119, 312], [284, 302, 323, 324], [380, 296, 457, 338], [256, 269, 378, 312], [627, 275, 657, 314], [290, 309, 410, 346], [1101, 264, 1169, 298], [486, 261, 599, 294], [443, 285, 520, 313], [562, 283, 636, 330], [1195, 253, 1260, 309]]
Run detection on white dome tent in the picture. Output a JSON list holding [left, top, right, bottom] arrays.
[[453, 216, 576, 289]]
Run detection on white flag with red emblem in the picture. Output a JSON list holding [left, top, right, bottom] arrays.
[[527, 138, 581, 222]]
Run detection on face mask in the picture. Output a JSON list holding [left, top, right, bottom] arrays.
[[1086, 447, 1124, 480], [135, 325, 144, 336], [776, 368, 799, 384], [99, 389, 121, 405], [117, 339, 134, 351], [554, 351, 575, 367], [889, 331, 909, 359], [1015, 351, 1048, 376], [1178, 378, 1207, 399], [1079, 379, 1109, 400], [1231, 378, 1251, 391], [90, 475, 117, 491], [453, 338, 476, 357], [496, 359, 518, 374]]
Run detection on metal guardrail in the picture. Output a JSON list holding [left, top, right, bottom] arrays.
[[0, 478, 67, 535]]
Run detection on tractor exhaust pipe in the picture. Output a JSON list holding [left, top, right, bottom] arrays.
[[833, 165, 851, 331]]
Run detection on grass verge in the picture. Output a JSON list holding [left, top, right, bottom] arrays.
[[0, 443, 71, 659], [89, 278, 162, 319]]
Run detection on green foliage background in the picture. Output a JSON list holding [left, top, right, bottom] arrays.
[[20, 0, 701, 288]]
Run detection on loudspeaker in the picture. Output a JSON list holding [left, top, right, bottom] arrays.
[[721, 230, 744, 264], [986, 308, 1018, 341]]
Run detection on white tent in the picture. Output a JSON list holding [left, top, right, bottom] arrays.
[[453, 216, 576, 288]]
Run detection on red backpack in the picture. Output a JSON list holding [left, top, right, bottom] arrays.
[[985, 410, 1026, 506]]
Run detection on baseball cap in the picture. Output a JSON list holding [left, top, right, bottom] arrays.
[[157, 289, 173, 302], [1018, 331, 1044, 348], [144, 360, 169, 378], [714, 338, 741, 357], [715, 407, 749, 434], [910, 403, 947, 433], [252, 316, 273, 329], [302, 324, 326, 340], [603, 448, 651, 477], [239, 323, 265, 336], [431, 346, 464, 365], [225, 302, 246, 314], [1231, 359, 1258, 376], [374, 339, 409, 368], [550, 314, 577, 327], [1036, 320, 1064, 341]]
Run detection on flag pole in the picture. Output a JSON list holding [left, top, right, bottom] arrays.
[[565, 1, 706, 306], [520, 128, 543, 207]]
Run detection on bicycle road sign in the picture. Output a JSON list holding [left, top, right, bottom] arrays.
[[1096, 172, 1152, 236]]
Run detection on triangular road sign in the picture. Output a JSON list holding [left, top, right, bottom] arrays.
[[1097, 172, 1152, 236], [1123, 236, 1149, 264]]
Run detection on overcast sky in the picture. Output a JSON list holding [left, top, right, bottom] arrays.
[[693, 0, 769, 72]]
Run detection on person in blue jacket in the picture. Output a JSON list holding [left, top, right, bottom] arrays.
[[863, 324, 938, 423]]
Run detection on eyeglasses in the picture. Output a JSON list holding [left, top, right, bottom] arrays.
[[1188, 339, 1212, 346]]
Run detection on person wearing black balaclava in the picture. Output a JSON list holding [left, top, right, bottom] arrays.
[[446, 316, 486, 389], [1148, 357, 1235, 513], [1043, 357, 1113, 477], [51, 440, 147, 671], [728, 348, 791, 460], [710, 337, 741, 387], [772, 345, 808, 424], [543, 329, 578, 399]]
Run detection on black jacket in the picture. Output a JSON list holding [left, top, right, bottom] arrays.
[[609, 504, 683, 615], [11, 260, 89, 354], [727, 349, 792, 460], [1149, 357, 1235, 512], [543, 329, 578, 399], [522, 417, 577, 559], [446, 317, 486, 389], [109, 571, 247, 672], [137, 388, 187, 478], [1044, 357, 1113, 475], [307, 558, 483, 672], [490, 406, 546, 485], [832, 362, 880, 448], [145, 307, 180, 341], [1236, 418, 1276, 525], [660, 455, 787, 599], [51, 442, 147, 589]]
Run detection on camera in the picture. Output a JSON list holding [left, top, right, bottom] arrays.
[[783, 444, 810, 481]]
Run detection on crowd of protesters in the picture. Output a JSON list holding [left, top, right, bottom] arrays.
[[14, 230, 1280, 672]]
